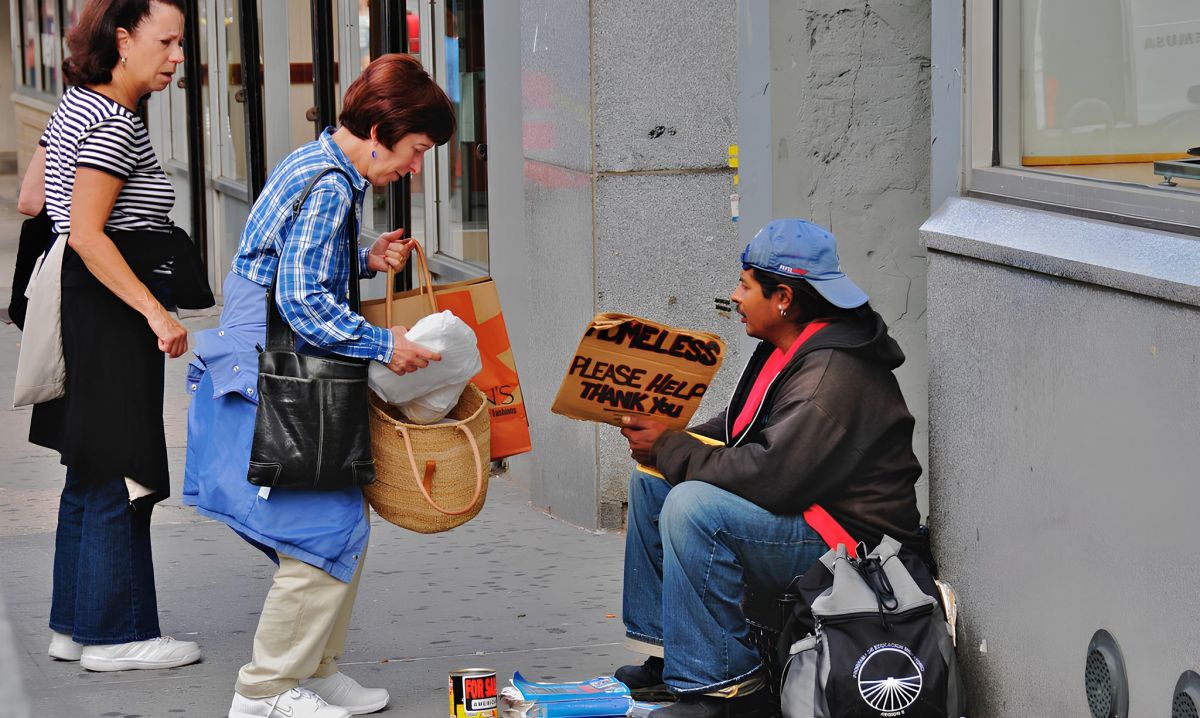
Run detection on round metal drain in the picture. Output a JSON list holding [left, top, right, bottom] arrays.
[[1174, 671, 1200, 718], [1085, 630, 1128, 718]]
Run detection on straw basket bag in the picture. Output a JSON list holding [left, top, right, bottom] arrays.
[[364, 245, 491, 533], [366, 385, 491, 532]]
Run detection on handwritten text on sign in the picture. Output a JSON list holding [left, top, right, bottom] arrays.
[[552, 314, 726, 430]]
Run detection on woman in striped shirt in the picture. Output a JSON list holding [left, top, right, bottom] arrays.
[[24, 0, 209, 674]]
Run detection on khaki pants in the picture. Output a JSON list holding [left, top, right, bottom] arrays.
[[235, 532, 368, 699]]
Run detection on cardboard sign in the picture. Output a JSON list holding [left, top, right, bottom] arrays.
[[551, 313, 726, 431]]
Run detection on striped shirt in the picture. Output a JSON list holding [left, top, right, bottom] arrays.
[[231, 128, 393, 362], [40, 85, 175, 237]]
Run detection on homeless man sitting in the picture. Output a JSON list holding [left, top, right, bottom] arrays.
[[616, 219, 924, 718]]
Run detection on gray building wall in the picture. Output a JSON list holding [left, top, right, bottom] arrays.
[[519, 0, 744, 528], [924, 197, 1200, 716], [768, 0, 933, 512]]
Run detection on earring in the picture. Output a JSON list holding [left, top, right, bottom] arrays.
[[370, 150, 377, 159], [779, 306, 787, 317], [121, 56, 127, 65]]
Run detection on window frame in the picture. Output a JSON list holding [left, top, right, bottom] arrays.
[[963, 0, 1200, 235]]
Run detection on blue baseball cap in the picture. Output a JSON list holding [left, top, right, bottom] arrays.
[[740, 219, 869, 309]]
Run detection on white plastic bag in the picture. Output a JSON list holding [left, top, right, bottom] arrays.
[[368, 310, 482, 423]]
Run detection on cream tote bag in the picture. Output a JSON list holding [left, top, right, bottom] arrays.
[[13, 235, 66, 407]]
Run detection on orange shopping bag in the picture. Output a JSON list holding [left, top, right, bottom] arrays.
[[361, 245, 532, 460]]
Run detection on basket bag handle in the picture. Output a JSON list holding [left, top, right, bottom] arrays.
[[395, 422, 486, 515], [386, 240, 485, 516], [384, 239, 437, 327]]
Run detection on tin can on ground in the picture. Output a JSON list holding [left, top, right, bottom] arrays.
[[449, 668, 498, 718]]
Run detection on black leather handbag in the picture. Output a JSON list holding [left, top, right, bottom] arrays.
[[246, 167, 376, 491]]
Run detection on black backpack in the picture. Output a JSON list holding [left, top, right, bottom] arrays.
[[778, 537, 963, 718]]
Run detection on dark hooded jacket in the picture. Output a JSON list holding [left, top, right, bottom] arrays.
[[648, 310, 922, 549]]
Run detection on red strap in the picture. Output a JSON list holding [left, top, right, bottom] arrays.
[[803, 504, 858, 558], [730, 321, 829, 438]]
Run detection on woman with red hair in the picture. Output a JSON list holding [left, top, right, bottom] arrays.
[[184, 54, 455, 718]]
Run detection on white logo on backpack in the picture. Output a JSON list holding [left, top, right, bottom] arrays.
[[854, 643, 925, 715]]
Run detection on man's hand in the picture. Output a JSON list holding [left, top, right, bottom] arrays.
[[367, 229, 416, 273], [620, 415, 668, 464], [387, 326, 441, 375]]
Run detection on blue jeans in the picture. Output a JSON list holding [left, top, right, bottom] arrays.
[[49, 468, 161, 645], [622, 470, 826, 695]]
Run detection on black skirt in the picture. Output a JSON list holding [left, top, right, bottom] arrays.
[[29, 228, 214, 499]]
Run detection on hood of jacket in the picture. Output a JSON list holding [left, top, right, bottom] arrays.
[[767, 310, 905, 374]]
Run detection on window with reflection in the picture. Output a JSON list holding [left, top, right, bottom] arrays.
[[1007, 0, 1200, 191], [20, 0, 40, 89], [40, 0, 61, 94], [437, 0, 488, 271], [402, 0, 429, 250], [221, 0, 247, 182]]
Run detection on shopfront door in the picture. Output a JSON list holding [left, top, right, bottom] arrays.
[[151, 0, 489, 292]]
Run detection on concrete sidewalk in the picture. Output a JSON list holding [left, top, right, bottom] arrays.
[[0, 175, 631, 717]]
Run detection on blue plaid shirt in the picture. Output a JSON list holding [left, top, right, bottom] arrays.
[[231, 128, 393, 362]]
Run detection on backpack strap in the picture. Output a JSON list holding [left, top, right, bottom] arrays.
[[803, 504, 858, 558]]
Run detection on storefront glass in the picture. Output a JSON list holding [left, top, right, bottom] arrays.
[[1011, 0, 1200, 190], [220, 0, 248, 183], [20, 0, 40, 89], [437, 0, 488, 270], [40, 0, 60, 94]]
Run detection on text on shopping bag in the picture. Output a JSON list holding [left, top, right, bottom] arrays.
[[551, 313, 726, 431]]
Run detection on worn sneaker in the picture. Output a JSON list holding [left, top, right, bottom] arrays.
[[615, 656, 674, 702], [79, 636, 201, 671], [48, 631, 82, 661], [303, 672, 390, 714], [229, 687, 351, 718], [649, 689, 775, 718]]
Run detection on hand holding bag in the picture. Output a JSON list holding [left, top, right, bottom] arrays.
[[246, 167, 376, 491]]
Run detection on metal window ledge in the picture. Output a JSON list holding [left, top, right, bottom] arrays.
[[921, 196, 1200, 309]]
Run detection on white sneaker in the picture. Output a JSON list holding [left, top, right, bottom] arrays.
[[304, 672, 390, 715], [229, 687, 351, 718], [48, 631, 82, 661], [79, 636, 201, 671]]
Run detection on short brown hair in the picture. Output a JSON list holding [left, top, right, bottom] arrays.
[[64, 0, 186, 86], [339, 54, 456, 148]]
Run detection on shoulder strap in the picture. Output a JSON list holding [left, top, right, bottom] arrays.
[[265, 167, 359, 352], [803, 504, 859, 558]]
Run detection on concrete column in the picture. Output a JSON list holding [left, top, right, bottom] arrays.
[[520, 0, 602, 527], [520, 1, 742, 529]]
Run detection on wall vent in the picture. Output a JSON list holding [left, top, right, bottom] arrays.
[[1173, 671, 1200, 718], [1085, 630, 1128, 718]]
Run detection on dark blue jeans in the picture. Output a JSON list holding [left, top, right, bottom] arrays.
[[49, 468, 161, 645], [622, 470, 827, 695]]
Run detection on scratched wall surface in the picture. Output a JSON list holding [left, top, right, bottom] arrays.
[[520, 0, 741, 529], [769, 0, 933, 512]]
